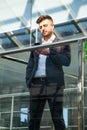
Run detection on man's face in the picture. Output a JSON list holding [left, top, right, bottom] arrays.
[[39, 19, 54, 37]]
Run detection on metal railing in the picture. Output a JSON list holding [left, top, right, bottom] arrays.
[[0, 36, 87, 56], [0, 36, 87, 130]]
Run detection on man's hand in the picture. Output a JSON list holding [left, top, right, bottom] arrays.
[[35, 48, 49, 55]]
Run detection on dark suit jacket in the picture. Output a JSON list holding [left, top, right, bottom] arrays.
[[26, 37, 71, 88]]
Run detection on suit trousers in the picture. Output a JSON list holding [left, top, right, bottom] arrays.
[[28, 77, 66, 130]]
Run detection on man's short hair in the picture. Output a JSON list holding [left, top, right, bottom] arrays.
[[36, 15, 53, 24]]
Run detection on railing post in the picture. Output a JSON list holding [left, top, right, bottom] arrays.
[[78, 40, 85, 130], [10, 96, 14, 130]]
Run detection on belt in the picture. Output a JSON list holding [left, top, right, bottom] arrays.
[[32, 77, 46, 83]]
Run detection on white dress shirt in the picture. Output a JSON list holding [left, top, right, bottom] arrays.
[[34, 34, 56, 77]]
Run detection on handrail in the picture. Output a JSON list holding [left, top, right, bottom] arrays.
[[1, 55, 28, 64], [0, 36, 87, 56]]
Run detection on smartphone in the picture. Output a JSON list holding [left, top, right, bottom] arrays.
[[34, 42, 40, 46]]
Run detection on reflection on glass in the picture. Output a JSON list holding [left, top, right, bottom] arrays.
[[80, 21, 87, 31], [0, 97, 11, 128], [2, 39, 17, 49], [55, 24, 79, 37], [20, 108, 28, 126]]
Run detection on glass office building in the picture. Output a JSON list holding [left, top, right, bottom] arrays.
[[0, 0, 87, 129]]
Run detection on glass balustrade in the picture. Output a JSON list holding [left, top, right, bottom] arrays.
[[0, 40, 87, 130]]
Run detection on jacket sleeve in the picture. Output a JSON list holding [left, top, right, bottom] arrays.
[[49, 45, 71, 66], [26, 51, 34, 87]]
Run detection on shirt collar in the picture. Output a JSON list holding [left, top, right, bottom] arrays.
[[42, 34, 56, 43]]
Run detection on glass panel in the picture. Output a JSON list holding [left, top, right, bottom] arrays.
[[0, 97, 11, 129], [0, 56, 28, 95], [13, 96, 29, 129], [81, 21, 87, 31], [78, 20, 87, 35], [0, 0, 32, 33], [16, 34, 31, 46], [0, 41, 81, 130], [63, 42, 79, 129], [1, 38, 18, 49], [12, 28, 31, 47], [61, 0, 87, 19], [55, 23, 80, 40]]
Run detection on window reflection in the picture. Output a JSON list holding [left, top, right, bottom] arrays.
[[20, 107, 28, 127]]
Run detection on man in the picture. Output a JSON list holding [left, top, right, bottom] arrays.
[[26, 15, 71, 130]]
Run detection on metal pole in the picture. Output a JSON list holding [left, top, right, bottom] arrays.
[[81, 40, 85, 130], [10, 96, 14, 130], [77, 40, 85, 130], [0, 36, 87, 56]]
